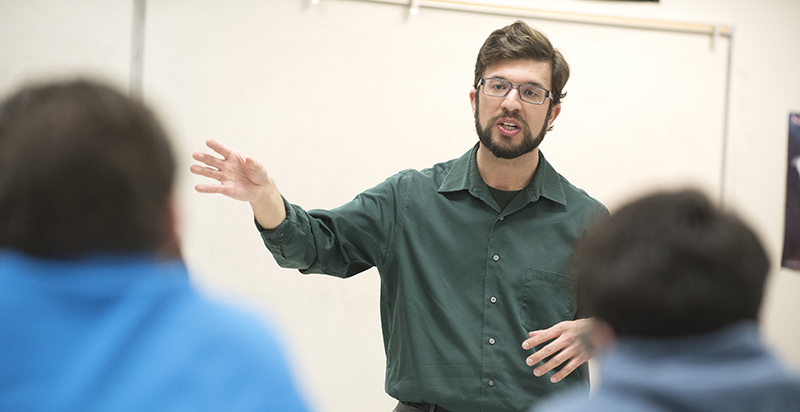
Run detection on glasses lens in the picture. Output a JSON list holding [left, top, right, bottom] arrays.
[[483, 79, 510, 97], [519, 85, 546, 104]]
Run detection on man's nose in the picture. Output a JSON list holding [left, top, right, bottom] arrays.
[[500, 87, 523, 112]]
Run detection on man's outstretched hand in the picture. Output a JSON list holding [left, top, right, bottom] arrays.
[[190, 139, 286, 229]]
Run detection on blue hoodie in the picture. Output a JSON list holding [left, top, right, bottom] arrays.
[[0, 249, 312, 412]]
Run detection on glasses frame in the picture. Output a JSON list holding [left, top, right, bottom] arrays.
[[479, 78, 553, 105]]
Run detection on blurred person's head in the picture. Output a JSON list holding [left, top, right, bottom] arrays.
[[0, 78, 177, 258], [575, 189, 770, 339]]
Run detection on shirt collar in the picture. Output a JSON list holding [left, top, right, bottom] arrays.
[[439, 143, 567, 206]]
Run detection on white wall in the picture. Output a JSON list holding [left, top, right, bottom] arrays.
[[0, 0, 132, 92], [2, 1, 800, 411]]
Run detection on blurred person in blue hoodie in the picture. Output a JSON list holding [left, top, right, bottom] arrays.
[[0, 79, 312, 412], [532, 189, 800, 412]]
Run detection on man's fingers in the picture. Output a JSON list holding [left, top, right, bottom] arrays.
[[189, 164, 227, 182], [531, 345, 573, 375], [529, 343, 591, 382], [547, 358, 584, 383], [522, 319, 595, 383], [243, 155, 264, 173], [205, 138, 234, 157], [194, 183, 233, 196], [522, 330, 557, 350], [524, 335, 564, 366], [192, 150, 228, 170]]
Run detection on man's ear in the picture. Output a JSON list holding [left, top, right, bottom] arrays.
[[470, 89, 477, 113], [547, 103, 561, 129], [159, 195, 182, 260]]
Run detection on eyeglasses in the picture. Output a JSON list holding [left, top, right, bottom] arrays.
[[479, 78, 552, 105]]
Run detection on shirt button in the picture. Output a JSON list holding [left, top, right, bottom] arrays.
[[489, 338, 496, 345], [492, 254, 500, 262], [490, 296, 497, 304], [499, 216, 504, 221], [488, 379, 495, 387]]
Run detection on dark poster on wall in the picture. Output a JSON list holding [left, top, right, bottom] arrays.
[[782, 113, 800, 270]]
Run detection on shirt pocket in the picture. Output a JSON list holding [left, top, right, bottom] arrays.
[[519, 268, 577, 332]]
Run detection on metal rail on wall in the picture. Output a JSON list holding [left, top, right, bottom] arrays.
[[323, 0, 733, 37]]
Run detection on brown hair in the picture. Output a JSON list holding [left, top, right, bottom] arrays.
[[474, 20, 570, 106], [0, 79, 175, 257]]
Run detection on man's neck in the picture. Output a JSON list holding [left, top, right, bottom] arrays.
[[476, 145, 540, 191]]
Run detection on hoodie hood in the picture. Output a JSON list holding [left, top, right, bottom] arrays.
[[594, 321, 800, 412], [535, 321, 800, 412]]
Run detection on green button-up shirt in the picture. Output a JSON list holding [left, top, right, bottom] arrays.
[[260, 144, 607, 411]]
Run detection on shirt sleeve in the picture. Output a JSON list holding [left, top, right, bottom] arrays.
[[258, 173, 404, 278]]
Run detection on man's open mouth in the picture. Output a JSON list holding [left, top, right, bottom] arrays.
[[500, 122, 519, 131]]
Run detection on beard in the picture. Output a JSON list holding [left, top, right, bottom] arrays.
[[474, 97, 551, 160]]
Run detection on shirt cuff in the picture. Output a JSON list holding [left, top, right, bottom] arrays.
[[255, 197, 294, 244]]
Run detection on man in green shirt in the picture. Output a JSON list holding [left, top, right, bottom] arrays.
[[192, 20, 607, 412]]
